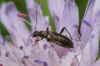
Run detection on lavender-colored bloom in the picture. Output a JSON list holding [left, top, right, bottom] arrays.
[[0, 0, 100, 66]]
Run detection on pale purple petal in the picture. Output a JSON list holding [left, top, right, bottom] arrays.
[[25, 0, 36, 21], [48, 0, 65, 32], [92, 0, 100, 16], [29, 39, 61, 66], [79, 25, 99, 66], [80, 1, 100, 65], [26, 0, 49, 31], [80, 0, 100, 44], [0, 2, 32, 57], [48, 0, 79, 36], [59, 0, 79, 42], [48, 0, 80, 65], [0, 34, 3, 45], [80, 0, 94, 44], [93, 59, 100, 66], [48, 0, 64, 19]]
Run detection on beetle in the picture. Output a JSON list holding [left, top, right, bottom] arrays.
[[17, 13, 73, 48], [32, 27, 73, 48]]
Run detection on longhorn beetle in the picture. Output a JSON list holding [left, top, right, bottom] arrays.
[[18, 12, 74, 48], [32, 27, 73, 48]]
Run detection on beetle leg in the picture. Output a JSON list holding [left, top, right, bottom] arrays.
[[60, 27, 72, 40], [46, 27, 49, 37], [46, 27, 49, 32], [59, 27, 65, 34]]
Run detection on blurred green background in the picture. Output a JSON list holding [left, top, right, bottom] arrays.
[[0, 0, 100, 61]]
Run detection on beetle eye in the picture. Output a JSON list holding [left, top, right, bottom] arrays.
[[33, 34, 37, 37]]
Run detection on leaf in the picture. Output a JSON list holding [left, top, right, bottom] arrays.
[[0, 0, 3, 5], [0, 21, 9, 37], [75, 0, 88, 34], [96, 37, 100, 61]]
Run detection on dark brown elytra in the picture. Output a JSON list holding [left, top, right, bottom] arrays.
[[32, 27, 73, 48]]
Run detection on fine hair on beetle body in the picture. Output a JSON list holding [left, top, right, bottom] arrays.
[[32, 27, 74, 48]]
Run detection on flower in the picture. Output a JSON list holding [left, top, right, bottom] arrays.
[[0, 0, 100, 66]]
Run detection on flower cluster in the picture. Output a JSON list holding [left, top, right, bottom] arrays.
[[0, 0, 100, 66]]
